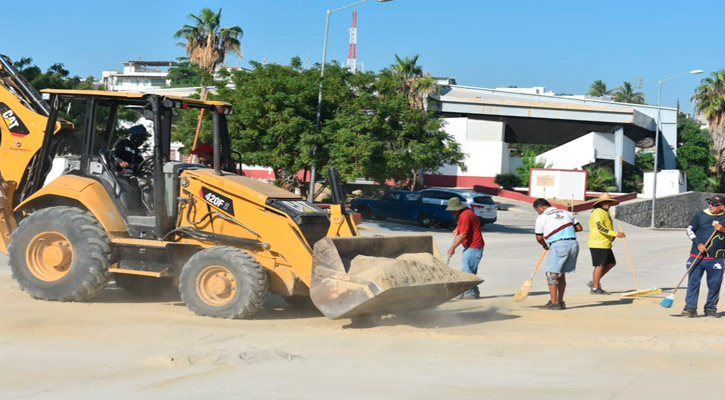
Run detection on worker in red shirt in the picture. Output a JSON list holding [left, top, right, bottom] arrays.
[[447, 197, 484, 299]]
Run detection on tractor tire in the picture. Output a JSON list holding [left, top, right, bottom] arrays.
[[113, 274, 175, 296], [356, 205, 373, 219], [9, 206, 113, 301], [418, 214, 434, 228], [179, 246, 268, 319]]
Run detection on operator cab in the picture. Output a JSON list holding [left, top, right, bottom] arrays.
[[35, 90, 237, 239]]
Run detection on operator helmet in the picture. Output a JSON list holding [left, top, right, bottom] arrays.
[[128, 125, 151, 146]]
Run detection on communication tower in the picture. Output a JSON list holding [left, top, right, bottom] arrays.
[[346, 9, 358, 72]]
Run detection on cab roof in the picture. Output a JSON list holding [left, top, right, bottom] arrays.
[[40, 89, 232, 108]]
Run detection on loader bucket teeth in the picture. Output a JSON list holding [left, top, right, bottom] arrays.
[[310, 236, 482, 320]]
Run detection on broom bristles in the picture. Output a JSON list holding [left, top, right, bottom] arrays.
[[622, 287, 662, 297], [660, 294, 675, 308], [513, 280, 532, 302]]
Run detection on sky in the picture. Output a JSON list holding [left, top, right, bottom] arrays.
[[3, 0, 723, 113]]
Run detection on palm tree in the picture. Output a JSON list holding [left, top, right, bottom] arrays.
[[587, 80, 611, 97], [612, 81, 646, 104], [174, 8, 243, 95], [392, 54, 436, 110], [692, 70, 725, 182]]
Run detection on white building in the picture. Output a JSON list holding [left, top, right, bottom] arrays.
[[102, 61, 173, 91]]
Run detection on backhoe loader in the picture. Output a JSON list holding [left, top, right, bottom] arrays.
[[0, 54, 481, 320]]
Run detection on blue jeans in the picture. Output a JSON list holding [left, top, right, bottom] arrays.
[[684, 256, 724, 312], [462, 246, 484, 296]]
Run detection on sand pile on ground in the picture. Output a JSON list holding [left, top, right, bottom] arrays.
[[345, 252, 478, 289]]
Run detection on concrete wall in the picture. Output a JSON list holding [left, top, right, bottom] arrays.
[[612, 191, 714, 228], [537, 132, 635, 169], [431, 117, 508, 186]]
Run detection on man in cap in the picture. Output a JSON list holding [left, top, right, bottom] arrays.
[[681, 194, 725, 318], [534, 198, 583, 310], [191, 142, 214, 167], [587, 193, 625, 294], [112, 125, 151, 173], [447, 197, 484, 299]]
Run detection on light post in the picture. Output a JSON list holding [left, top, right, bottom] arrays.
[[650, 69, 703, 227], [308, 0, 393, 202]]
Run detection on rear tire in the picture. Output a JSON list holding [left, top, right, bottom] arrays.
[[418, 214, 434, 228], [356, 205, 373, 219], [180, 246, 268, 319], [9, 206, 113, 301]]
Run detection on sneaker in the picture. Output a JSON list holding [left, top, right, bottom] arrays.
[[587, 281, 593, 289], [560, 301, 567, 310], [590, 287, 610, 295], [541, 301, 562, 310], [704, 310, 721, 318], [459, 293, 480, 300], [681, 309, 697, 318]]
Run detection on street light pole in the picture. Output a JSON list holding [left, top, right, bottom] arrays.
[[308, 0, 392, 202], [650, 69, 704, 228]]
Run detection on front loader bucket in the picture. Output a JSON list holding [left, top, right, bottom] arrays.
[[310, 235, 483, 320]]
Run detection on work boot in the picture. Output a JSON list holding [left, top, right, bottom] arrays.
[[681, 309, 697, 318], [590, 287, 610, 295], [704, 310, 721, 318]]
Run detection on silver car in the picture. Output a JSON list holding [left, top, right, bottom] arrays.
[[418, 188, 498, 225]]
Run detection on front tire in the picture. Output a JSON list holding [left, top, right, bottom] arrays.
[[179, 246, 268, 319], [9, 206, 113, 301], [356, 205, 373, 219]]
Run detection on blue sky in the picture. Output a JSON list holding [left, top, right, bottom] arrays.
[[3, 0, 722, 113]]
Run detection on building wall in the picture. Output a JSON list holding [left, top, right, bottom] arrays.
[[537, 132, 635, 170], [426, 117, 507, 187]]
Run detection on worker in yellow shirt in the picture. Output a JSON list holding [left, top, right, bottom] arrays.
[[588, 193, 625, 294]]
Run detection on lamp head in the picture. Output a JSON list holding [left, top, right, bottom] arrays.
[[690, 70, 704, 74], [376, 0, 393, 2]]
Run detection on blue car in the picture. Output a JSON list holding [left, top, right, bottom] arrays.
[[350, 190, 455, 227]]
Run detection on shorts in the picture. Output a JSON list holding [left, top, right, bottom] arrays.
[[590, 248, 616, 267], [546, 240, 579, 274]]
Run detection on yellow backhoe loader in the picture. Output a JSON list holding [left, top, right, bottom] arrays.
[[0, 54, 481, 320]]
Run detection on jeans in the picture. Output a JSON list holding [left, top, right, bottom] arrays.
[[684, 256, 724, 312], [462, 246, 484, 296]]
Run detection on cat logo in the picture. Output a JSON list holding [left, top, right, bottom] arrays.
[[0, 103, 30, 136]]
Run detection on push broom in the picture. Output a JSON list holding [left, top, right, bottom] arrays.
[[660, 228, 718, 308], [513, 249, 547, 302], [619, 224, 662, 297]]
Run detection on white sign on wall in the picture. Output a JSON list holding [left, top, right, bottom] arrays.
[[529, 168, 587, 201]]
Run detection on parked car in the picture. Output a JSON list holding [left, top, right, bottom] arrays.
[[350, 190, 455, 227], [418, 188, 498, 225]]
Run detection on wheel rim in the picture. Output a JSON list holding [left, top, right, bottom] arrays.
[[196, 265, 237, 306], [26, 232, 74, 281]]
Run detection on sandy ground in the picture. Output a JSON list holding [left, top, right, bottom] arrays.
[[1, 205, 724, 399]]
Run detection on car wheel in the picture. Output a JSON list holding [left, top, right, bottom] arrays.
[[418, 214, 434, 228], [356, 205, 373, 219]]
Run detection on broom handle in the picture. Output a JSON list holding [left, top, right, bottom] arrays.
[[528, 249, 548, 280], [672, 228, 718, 295], [619, 224, 640, 290]]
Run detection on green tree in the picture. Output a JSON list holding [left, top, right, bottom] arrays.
[[171, 56, 465, 194], [166, 57, 212, 88], [622, 152, 653, 193], [391, 54, 437, 110], [677, 113, 718, 191], [692, 70, 725, 184], [612, 81, 646, 104], [587, 80, 611, 97], [584, 164, 617, 192], [174, 7, 243, 96], [515, 150, 551, 187]]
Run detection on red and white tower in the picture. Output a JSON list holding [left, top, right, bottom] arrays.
[[346, 9, 358, 72]]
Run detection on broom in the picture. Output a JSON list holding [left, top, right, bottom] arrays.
[[619, 224, 662, 297], [660, 228, 718, 308], [513, 249, 548, 302]]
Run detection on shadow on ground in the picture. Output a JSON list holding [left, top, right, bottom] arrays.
[[342, 305, 520, 329]]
